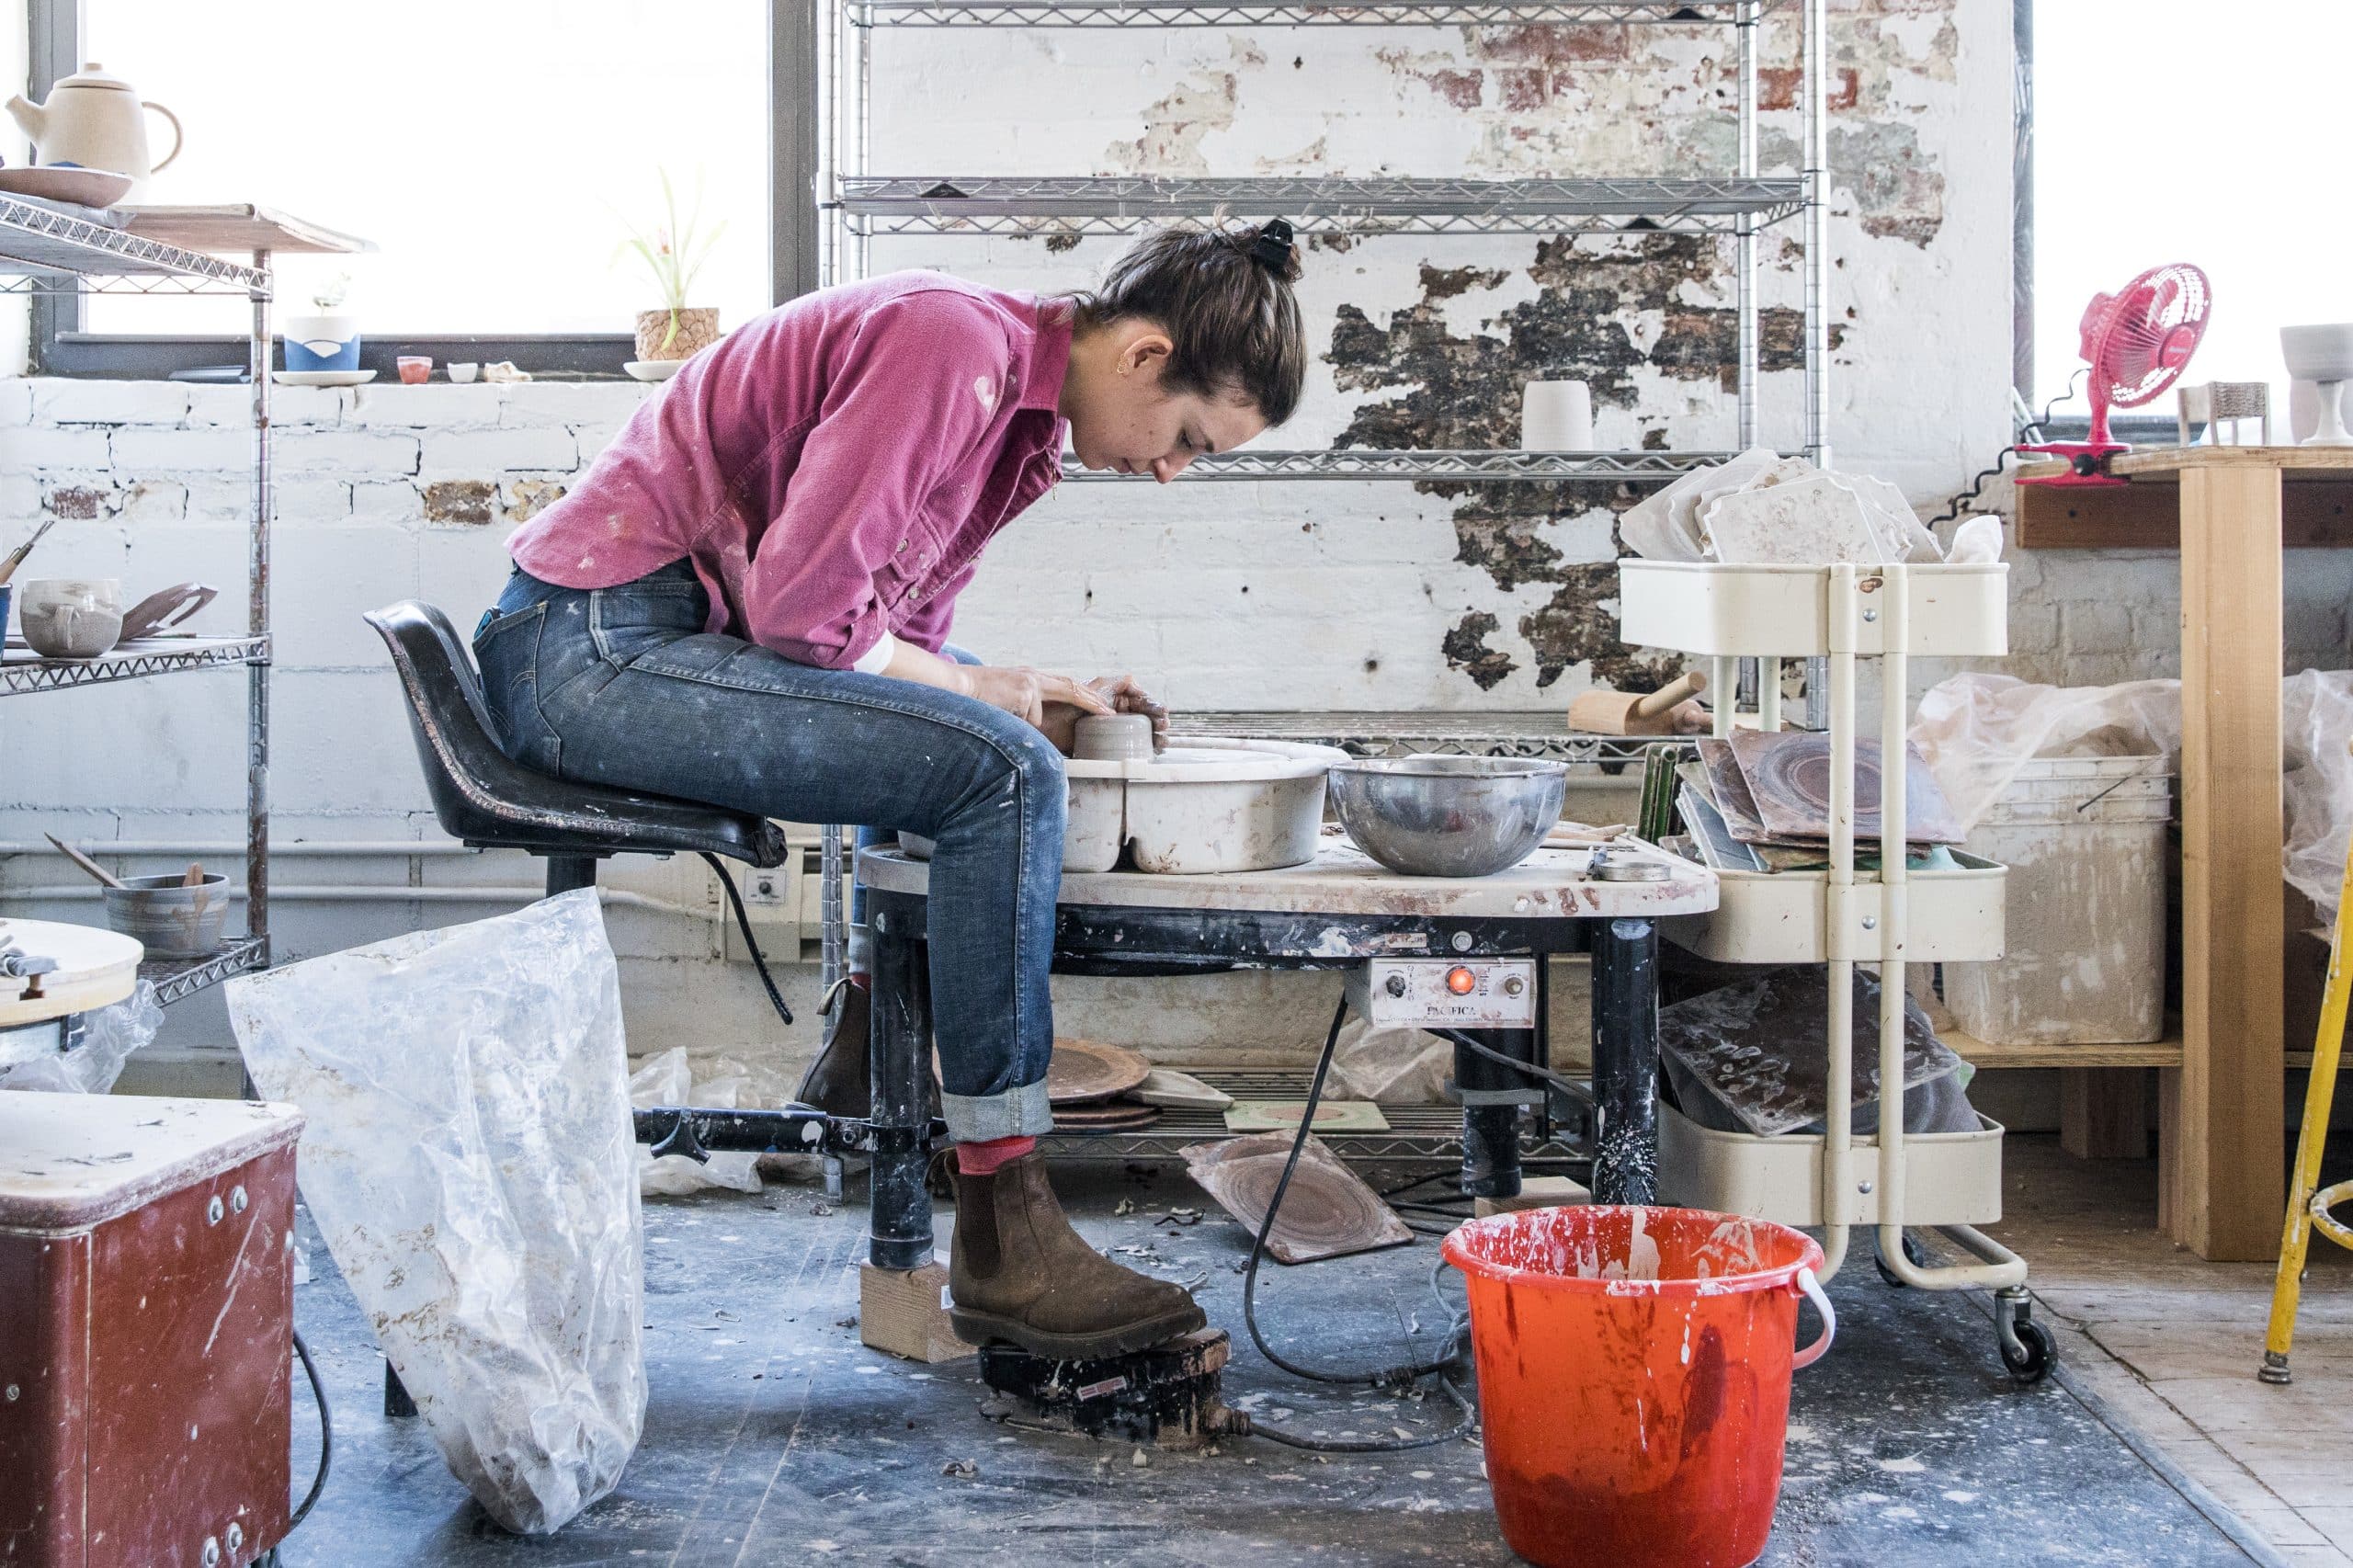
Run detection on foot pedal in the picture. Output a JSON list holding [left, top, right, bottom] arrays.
[[978, 1329, 1235, 1449]]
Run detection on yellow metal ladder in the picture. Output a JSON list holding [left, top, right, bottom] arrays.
[[2262, 767, 2353, 1385]]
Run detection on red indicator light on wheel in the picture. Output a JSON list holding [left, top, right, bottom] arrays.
[[1446, 966, 1477, 994]]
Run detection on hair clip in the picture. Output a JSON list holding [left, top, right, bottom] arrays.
[[1249, 219, 1295, 272]]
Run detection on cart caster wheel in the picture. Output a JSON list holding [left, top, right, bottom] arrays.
[[2002, 1317, 2056, 1385], [1874, 1232, 1928, 1289]]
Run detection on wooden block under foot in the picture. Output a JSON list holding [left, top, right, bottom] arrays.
[[859, 1260, 975, 1364], [1474, 1176, 1590, 1218]]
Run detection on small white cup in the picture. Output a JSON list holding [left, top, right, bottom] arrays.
[[448, 362, 481, 384], [1521, 380, 1594, 451]]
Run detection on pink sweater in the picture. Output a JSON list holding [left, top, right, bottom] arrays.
[[508, 273, 1073, 669]]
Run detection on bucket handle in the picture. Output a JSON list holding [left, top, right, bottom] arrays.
[[1790, 1266, 1836, 1370]]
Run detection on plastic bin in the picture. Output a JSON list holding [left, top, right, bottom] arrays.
[[1943, 756, 2171, 1045]]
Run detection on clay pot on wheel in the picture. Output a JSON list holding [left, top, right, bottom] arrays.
[[635, 307, 719, 362]]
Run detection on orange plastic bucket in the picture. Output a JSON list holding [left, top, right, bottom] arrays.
[[1441, 1206, 1833, 1568]]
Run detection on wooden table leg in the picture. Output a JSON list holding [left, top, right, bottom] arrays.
[[2177, 464, 2287, 1259]]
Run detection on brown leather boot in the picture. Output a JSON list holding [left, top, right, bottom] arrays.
[[792, 981, 871, 1119], [949, 1151, 1207, 1358]]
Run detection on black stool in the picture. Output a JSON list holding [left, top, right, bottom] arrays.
[[364, 600, 790, 896]]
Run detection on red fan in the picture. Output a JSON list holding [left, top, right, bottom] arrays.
[[2018, 263, 2211, 488]]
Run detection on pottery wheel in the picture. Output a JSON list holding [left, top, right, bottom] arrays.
[[1046, 1039, 1153, 1105]]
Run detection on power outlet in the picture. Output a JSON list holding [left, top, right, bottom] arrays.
[[719, 859, 801, 964]]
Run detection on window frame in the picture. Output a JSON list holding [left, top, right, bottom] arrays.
[[28, 0, 818, 378]]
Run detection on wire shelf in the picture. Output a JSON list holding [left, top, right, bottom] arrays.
[[0, 197, 269, 290], [0, 637, 271, 697], [835, 175, 1806, 237], [143, 935, 267, 1008], [856, 0, 1776, 24], [1183, 710, 1667, 762], [1062, 448, 1739, 483], [1040, 1069, 1584, 1165]]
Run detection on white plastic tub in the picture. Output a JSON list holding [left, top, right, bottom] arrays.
[[1943, 756, 2172, 1045], [901, 736, 1346, 874]]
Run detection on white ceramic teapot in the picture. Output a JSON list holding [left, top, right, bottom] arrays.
[[6, 63, 183, 198]]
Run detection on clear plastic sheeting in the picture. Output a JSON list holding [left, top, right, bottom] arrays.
[[1911, 674, 2183, 835], [1329, 1016, 1454, 1105], [1915, 669, 2353, 925], [0, 981, 160, 1093], [1660, 967, 1976, 1139], [2282, 669, 2353, 927], [225, 889, 644, 1536], [631, 1046, 766, 1196]]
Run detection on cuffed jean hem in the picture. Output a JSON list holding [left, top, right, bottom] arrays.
[[941, 1078, 1056, 1142]]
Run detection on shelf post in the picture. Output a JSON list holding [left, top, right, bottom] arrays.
[[247, 250, 272, 965], [1802, 0, 1829, 466], [1735, 0, 1759, 451], [1820, 564, 1859, 1279]]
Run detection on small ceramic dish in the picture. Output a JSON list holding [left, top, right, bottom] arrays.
[[624, 359, 688, 382], [0, 165, 134, 209], [273, 369, 376, 387]]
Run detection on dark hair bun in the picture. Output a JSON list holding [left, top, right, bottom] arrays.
[[1247, 219, 1302, 284]]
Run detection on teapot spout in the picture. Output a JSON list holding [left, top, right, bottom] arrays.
[[5, 96, 44, 146]]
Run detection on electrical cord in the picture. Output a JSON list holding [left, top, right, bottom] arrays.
[[288, 1328, 333, 1530], [1231, 996, 1480, 1453], [699, 852, 793, 1028], [1927, 369, 2087, 528]]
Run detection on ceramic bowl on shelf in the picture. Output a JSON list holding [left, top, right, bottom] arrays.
[[18, 575, 121, 660], [624, 359, 687, 382], [0, 165, 133, 208], [272, 369, 374, 388]]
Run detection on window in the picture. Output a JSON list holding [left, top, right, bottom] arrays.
[[35, 1, 809, 376], [2029, 1, 2353, 426]]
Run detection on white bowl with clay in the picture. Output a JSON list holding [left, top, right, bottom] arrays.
[[900, 735, 1347, 874]]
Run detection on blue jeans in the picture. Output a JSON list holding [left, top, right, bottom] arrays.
[[472, 560, 1063, 1141]]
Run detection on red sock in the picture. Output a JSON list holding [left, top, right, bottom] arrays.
[[956, 1135, 1036, 1176], [847, 972, 870, 990]]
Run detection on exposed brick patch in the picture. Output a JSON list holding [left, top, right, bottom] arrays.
[[423, 480, 496, 527], [1442, 610, 1518, 690], [502, 479, 569, 523], [46, 484, 108, 519]]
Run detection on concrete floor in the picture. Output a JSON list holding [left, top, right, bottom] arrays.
[[278, 1143, 2290, 1566], [1984, 1136, 2353, 1565]]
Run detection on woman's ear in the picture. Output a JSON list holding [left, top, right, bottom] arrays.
[[1117, 327, 1175, 379]]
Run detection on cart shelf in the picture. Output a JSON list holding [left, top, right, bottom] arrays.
[[1660, 849, 2007, 965], [1657, 1104, 2006, 1229], [1618, 560, 2009, 659], [142, 936, 268, 1009]]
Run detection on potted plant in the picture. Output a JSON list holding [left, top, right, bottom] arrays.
[[620, 172, 725, 364], [282, 273, 358, 372]]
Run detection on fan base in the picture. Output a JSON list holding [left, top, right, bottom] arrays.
[[2016, 438, 2129, 488]]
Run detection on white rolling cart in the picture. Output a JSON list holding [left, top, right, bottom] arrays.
[[1618, 558, 2055, 1384]]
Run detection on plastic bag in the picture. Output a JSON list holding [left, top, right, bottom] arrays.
[[225, 889, 643, 1535], [631, 1046, 764, 1196], [1910, 673, 2183, 835], [2282, 669, 2353, 926], [1329, 1017, 1452, 1105], [0, 981, 161, 1093], [1659, 967, 1977, 1139]]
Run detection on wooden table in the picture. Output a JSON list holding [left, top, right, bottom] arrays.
[[2018, 446, 2353, 1259]]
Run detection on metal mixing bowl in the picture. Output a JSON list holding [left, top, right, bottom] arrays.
[[1327, 756, 1569, 878]]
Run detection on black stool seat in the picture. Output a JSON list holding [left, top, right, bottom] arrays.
[[365, 601, 787, 869]]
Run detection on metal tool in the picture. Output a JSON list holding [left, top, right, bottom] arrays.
[[1588, 846, 1671, 882], [0, 517, 56, 585]]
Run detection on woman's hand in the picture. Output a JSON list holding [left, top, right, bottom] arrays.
[[959, 665, 1118, 742], [1086, 674, 1170, 749]]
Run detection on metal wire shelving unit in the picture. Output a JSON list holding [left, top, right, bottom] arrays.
[[0, 200, 360, 1007], [811, 0, 1833, 994]]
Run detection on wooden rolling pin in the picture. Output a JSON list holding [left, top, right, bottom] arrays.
[[1564, 669, 1710, 736]]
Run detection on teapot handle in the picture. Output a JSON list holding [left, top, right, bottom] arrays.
[[144, 101, 183, 174]]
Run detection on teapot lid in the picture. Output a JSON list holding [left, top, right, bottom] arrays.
[[54, 62, 136, 93]]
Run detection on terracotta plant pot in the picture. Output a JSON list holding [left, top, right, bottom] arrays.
[[634, 307, 719, 362]]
